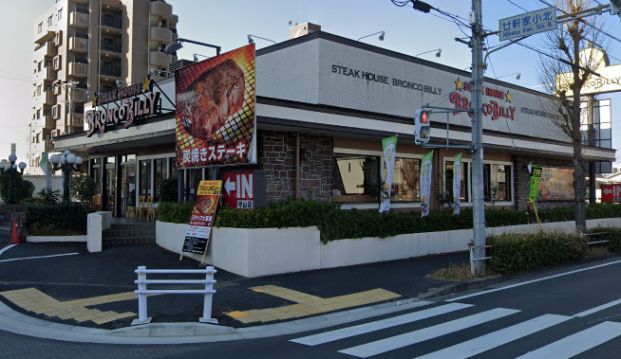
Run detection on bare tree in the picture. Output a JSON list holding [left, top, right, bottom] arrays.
[[539, 0, 608, 233]]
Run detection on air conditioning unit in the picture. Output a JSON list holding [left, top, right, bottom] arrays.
[[53, 55, 62, 71], [51, 104, 61, 119], [54, 30, 63, 46]]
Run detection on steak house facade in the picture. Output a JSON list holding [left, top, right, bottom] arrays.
[[53, 30, 615, 217]]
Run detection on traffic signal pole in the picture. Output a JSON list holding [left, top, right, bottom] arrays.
[[471, 0, 486, 276]]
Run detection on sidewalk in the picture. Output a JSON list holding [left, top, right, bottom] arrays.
[[0, 239, 501, 344]]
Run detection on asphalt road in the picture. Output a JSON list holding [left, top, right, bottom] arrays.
[[2, 258, 621, 358]]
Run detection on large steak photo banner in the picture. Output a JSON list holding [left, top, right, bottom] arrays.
[[175, 44, 257, 168]]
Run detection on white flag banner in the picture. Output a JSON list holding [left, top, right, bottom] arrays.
[[420, 151, 433, 217], [452, 153, 462, 215], [379, 135, 397, 213]]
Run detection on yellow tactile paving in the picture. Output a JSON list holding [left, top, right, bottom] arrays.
[[226, 286, 400, 324], [0, 288, 135, 325]]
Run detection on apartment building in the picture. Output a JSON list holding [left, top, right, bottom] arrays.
[[29, 0, 178, 170]]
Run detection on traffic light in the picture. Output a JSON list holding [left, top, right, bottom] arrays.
[[414, 109, 431, 144]]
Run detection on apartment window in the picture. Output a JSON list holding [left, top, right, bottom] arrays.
[[37, 61, 42, 72], [483, 163, 512, 202], [334, 155, 380, 202], [57, 8, 63, 21], [36, 84, 42, 97], [47, 15, 53, 27], [36, 109, 41, 119], [37, 22, 42, 34], [389, 157, 420, 202]]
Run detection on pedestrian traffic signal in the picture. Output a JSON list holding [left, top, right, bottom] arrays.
[[414, 109, 431, 144]]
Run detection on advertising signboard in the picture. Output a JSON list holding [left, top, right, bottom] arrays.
[[181, 180, 221, 257], [601, 184, 621, 203], [175, 44, 256, 168]]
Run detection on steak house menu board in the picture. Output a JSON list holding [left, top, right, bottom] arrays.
[[182, 180, 222, 256], [175, 44, 256, 168]]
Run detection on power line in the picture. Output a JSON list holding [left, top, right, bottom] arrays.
[[505, 0, 528, 12]]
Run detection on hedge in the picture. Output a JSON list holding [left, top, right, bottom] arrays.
[[488, 231, 587, 274], [158, 200, 621, 243], [25, 203, 94, 236]]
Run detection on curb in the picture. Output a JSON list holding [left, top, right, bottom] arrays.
[[417, 275, 504, 300]]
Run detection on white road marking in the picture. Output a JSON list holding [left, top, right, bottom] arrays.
[[0, 244, 17, 256], [338, 308, 519, 358], [573, 298, 621, 318], [414, 314, 571, 359], [290, 302, 469, 346], [517, 321, 621, 359], [448, 259, 621, 302], [0, 252, 79, 263]]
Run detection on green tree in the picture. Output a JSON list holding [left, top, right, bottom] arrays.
[[71, 174, 96, 205]]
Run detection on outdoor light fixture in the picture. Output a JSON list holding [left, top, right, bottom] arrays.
[[50, 150, 83, 203], [0, 154, 27, 204], [497, 72, 521, 80], [357, 31, 385, 42], [164, 38, 221, 56], [414, 48, 442, 58], [247, 34, 277, 45]]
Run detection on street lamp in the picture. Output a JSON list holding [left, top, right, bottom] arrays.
[[357, 31, 385, 42], [164, 38, 221, 56], [414, 48, 442, 58], [49, 150, 83, 203], [0, 155, 27, 204], [247, 34, 277, 45]]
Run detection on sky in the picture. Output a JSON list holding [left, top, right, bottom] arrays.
[[2, 0, 621, 168]]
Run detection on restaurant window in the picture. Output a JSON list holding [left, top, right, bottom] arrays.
[[139, 159, 152, 199], [169, 157, 177, 176], [483, 163, 512, 202], [444, 160, 470, 202], [390, 157, 420, 202], [153, 158, 167, 202], [334, 155, 380, 202]]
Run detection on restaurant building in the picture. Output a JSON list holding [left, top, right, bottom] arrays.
[[52, 26, 615, 217]]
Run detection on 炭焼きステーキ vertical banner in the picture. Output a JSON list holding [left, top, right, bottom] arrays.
[[176, 44, 256, 168]]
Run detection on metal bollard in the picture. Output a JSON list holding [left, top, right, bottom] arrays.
[[199, 266, 218, 324], [132, 265, 152, 325]]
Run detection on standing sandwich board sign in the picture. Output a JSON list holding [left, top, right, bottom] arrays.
[[181, 180, 222, 262]]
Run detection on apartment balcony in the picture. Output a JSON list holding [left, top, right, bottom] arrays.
[[100, 42, 122, 58], [42, 115, 55, 128], [34, 30, 55, 45], [36, 92, 55, 106], [99, 66, 121, 82], [149, 51, 172, 68], [69, 11, 89, 29], [68, 62, 88, 77], [36, 67, 55, 82], [150, 26, 172, 43], [150, 1, 173, 18], [69, 36, 88, 53], [101, 15, 122, 34], [36, 42, 58, 57]]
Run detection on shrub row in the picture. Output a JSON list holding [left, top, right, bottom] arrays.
[[487, 232, 587, 274], [25, 203, 94, 236], [158, 200, 621, 242]]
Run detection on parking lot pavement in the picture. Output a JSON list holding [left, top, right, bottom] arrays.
[[0, 240, 470, 329]]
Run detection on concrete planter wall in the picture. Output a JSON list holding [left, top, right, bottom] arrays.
[[156, 218, 621, 278]]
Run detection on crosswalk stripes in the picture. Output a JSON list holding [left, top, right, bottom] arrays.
[[290, 302, 472, 346], [338, 308, 519, 358], [413, 314, 571, 359], [516, 321, 621, 359], [289, 301, 621, 358]]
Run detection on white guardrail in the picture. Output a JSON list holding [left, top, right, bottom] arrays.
[[131, 265, 217, 325]]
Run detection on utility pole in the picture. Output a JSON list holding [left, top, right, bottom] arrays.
[[471, 0, 486, 275]]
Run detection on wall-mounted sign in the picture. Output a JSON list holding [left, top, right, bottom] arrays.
[[450, 77, 517, 121], [176, 44, 257, 168], [222, 169, 266, 209], [85, 79, 169, 137]]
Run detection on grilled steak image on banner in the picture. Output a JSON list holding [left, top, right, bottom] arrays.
[[190, 59, 245, 141]]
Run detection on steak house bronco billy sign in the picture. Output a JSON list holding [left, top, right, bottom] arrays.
[[85, 78, 162, 137]]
